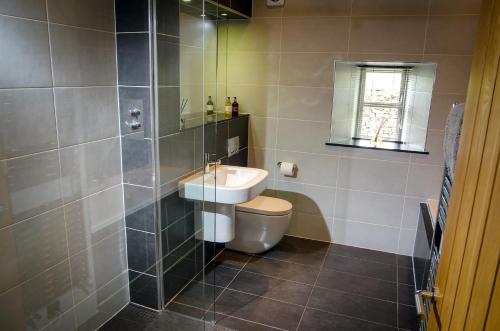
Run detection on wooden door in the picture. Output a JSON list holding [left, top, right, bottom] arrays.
[[427, 0, 500, 329]]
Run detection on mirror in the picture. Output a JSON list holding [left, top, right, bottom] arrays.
[[328, 61, 437, 153]]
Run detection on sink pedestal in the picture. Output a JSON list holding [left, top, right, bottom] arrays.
[[196, 202, 235, 243]]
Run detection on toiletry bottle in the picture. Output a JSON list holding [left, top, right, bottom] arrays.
[[224, 97, 232, 117], [232, 97, 239, 117], [206, 96, 214, 115]]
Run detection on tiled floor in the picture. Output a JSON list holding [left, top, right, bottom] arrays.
[[100, 236, 419, 331]]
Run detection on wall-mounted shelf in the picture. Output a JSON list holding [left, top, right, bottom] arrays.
[[180, 0, 251, 20]]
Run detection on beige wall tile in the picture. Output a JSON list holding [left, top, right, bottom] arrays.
[[228, 18, 282, 52], [401, 197, 423, 229], [428, 93, 466, 130], [350, 16, 426, 53], [429, 0, 482, 15], [398, 228, 416, 255], [278, 86, 333, 122], [227, 52, 280, 85], [228, 84, 279, 117], [275, 180, 336, 217], [283, 0, 351, 16], [352, 0, 428, 15], [280, 53, 346, 87], [248, 147, 276, 180], [424, 55, 473, 94], [287, 212, 333, 242], [276, 119, 335, 155], [406, 164, 444, 198], [348, 53, 423, 63], [425, 15, 479, 55], [248, 117, 277, 148], [411, 130, 445, 166], [275, 150, 338, 186], [282, 17, 349, 52]]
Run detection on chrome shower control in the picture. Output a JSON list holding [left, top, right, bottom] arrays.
[[126, 119, 141, 130], [129, 108, 141, 117]]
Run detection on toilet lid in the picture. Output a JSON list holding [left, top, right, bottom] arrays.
[[236, 195, 292, 216]]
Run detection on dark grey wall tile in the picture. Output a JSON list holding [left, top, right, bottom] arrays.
[[158, 130, 195, 185], [122, 132, 153, 187], [228, 116, 249, 148], [70, 230, 127, 303], [0, 208, 67, 293], [115, 0, 149, 32], [117, 33, 150, 86], [65, 185, 124, 255], [160, 191, 186, 230], [126, 228, 157, 275], [119, 87, 151, 137], [124, 184, 155, 233], [47, 0, 115, 31], [158, 86, 180, 136], [0, 16, 52, 88], [157, 35, 180, 86], [129, 270, 159, 310], [205, 122, 228, 159], [60, 138, 121, 203], [0, 151, 63, 226], [0, 260, 73, 331], [156, 0, 179, 36], [0, 88, 57, 159], [50, 24, 116, 87], [55, 87, 119, 147], [0, 0, 47, 20], [163, 258, 200, 303], [225, 148, 248, 166]]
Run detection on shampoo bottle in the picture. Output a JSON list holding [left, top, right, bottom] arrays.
[[232, 97, 239, 117], [224, 97, 232, 117]]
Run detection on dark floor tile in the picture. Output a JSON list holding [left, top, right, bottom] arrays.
[[228, 270, 313, 306], [166, 302, 207, 320], [214, 289, 304, 330], [215, 250, 251, 269], [398, 284, 415, 306], [316, 268, 397, 302], [148, 310, 207, 331], [258, 235, 329, 267], [114, 304, 158, 325], [323, 253, 397, 282], [329, 243, 397, 265], [174, 282, 224, 310], [397, 255, 413, 269], [308, 287, 397, 327], [398, 304, 419, 331], [243, 256, 319, 284], [398, 267, 415, 286], [99, 317, 150, 331], [298, 308, 397, 331], [212, 313, 279, 331], [195, 263, 239, 287]]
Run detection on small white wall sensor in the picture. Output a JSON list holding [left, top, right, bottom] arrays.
[[267, 0, 284, 8]]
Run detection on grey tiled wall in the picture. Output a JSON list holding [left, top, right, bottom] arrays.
[[0, 0, 127, 330]]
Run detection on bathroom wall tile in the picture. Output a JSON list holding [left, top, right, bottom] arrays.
[[60, 138, 121, 203], [278, 86, 333, 122], [227, 18, 282, 52], [429, 0, 482, 14], [0, 151, 62, 226], [228, 116, 249, 149], [42, 308, 77, 331], [0, 208, 67, 293], [334, 189, 404, 227], [406, 164, 444, 199], [252, 0, 283, 17], [0, 0, 47, 20], [280, 53, 345, 87], [248, 148, 276, 180], [157, 0, 180, 36], [248, 117, 277, 149], [428, 93, 466, 131], [275, 150, 338, 187], [70, 230, 127, 303], [158, 86, 181, 137], [0, 16, 52, 88], [398, 228, 416, 256], [286, 212, 333, 242], [180, 13, 208, 49], [74, 279, 129, 331], [226, 149, 249, 167], [117, 33, 150, 86], [129, 271, 159, 309], [411, 131, 445, 166], [0, 88, 57, 159], [124, 184, 155, 233], [159, 130, 195, 185], [157, 35, 180, 86], [276, 119, 334, 155], [282, 17, 349, 52], [50, 24, 116, 87], [227, 84, 279, 118], [47, 0, 115, 31], [338, 145, 410, 163], [119, 86, 151, 137], [332, 219, 400, 253], [65, 185, 124, 255], [55, 87, 119, 147], [227, 52, 280, 85], [0, 260, 73, 331], [275, 181, 335, 217], [126, 228, 157, 275], [283, 0, 350, 16], [402, 197, 424, 229], [160, 191, 187, 230], [205, 121, 229, 159], [115, 0, 149, 32], [337, 157, 408, 195], [425, 16, 479, 55], [423, 55, 473, 95], [122, 132, 153, 187], [352, 0, 428, 15], [350, 16, 426, 53], [348, 52, 423, 63]]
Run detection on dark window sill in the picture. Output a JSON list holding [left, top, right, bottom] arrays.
[[326, 138, 429, 155]]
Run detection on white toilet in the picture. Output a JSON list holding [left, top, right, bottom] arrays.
[[226, 195, 293, 254]]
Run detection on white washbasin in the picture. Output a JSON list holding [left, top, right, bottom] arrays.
[[179, 165, 268, 204]]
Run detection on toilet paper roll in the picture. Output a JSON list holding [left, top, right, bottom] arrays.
[[279, 162, 295, 177]]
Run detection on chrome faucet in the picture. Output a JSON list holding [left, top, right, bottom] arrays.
[[204, 153, 221, 173]]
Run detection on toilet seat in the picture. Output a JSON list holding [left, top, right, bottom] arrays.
[[236, 195, 292, 216]]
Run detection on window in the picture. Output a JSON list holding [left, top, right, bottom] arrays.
[[355, 66, 410, 143]]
